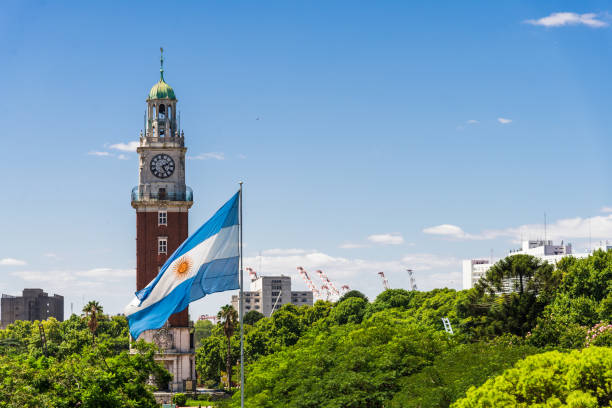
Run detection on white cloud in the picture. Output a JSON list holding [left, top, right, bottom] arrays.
[[188, 152, 225, 160], [526, 12, 608, 28], [423, 213, 612, 243], [339, 243, 369, 249], [117, 154, 128, 160], [466, 120, 479, 124], [109, 141, 139, 152], [0, 258, 26, 266], [601, 206, 612, 213], [368, 233, 405, 245], [88, 151, 110, 157], [423, 224, 471, 239], [261, 248, 308, 256], [75, 268, 134, 279], [498, 117, 512, 124]]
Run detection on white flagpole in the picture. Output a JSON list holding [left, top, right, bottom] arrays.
[[239, 182, 245, 408]]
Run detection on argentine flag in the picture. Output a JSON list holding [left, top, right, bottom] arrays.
[[125, 192, 240, 339]]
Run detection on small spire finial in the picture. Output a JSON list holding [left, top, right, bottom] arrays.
[[160, 47, 164, 81]]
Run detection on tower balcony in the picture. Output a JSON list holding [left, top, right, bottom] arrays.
[[131, 186, 193, 203]]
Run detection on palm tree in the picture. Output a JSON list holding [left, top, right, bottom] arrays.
[[82, 301, 103, 345], [217, 305, 238, 389]]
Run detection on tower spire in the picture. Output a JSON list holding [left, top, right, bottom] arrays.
[[160, 47, 165, 81]]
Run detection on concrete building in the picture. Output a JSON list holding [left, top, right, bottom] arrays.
[[231, 275, 313, 317], [1, 289, 64, 328], [463, 240, 612, 290]]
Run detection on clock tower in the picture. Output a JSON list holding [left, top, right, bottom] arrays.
[[131, 50, 195, 392]]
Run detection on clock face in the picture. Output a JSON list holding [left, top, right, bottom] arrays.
[[150, 154, 175, 179]]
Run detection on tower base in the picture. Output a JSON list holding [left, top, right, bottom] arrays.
[[133, 325, 195, 392]]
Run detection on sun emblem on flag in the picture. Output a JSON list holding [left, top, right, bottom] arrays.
[[173, 256, 192, 280]]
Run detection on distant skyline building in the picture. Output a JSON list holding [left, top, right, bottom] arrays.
[[232, 275, 313, 317], [463, 240, 612, 290], [1, 288, 64, 328]]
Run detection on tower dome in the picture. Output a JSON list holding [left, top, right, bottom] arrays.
[[148, 48, 176, 100], [148, 78, 176, 100]]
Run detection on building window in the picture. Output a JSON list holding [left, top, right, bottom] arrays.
[[271, 291, 280, 297], [158, 237, 168, 254], [272, 285, 282, 290], [158, 211, 167, 226], [254, 305, 259, 309]]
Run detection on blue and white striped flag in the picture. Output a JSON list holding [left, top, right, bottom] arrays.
[[125, 192, 240, 339]]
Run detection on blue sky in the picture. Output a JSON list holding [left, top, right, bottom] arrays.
[[1, 1, 612, 319]]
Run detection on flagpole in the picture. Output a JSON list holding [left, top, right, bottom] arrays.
[[239, 181, 245, 408]]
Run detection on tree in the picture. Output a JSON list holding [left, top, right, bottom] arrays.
[[459, 255, 560, 337], [452, 347, 612, 407], [217, 305, 238, 389], [243, 310, 264, 326], [194, 319, 214, 348], [337, 290, 368, 304], [388, 343, 538, 408], [82, 300, 103, 345], [330, 297, 367, 325]]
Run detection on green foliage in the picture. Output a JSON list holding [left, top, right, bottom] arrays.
[[194, 319, 214, 348], [337, 289, 368, 304], [452, 347, 612, 407], [0, 309, 169, 407], [329, 296, 367, 325], [458, 255, 560, 338], [233, 310, 451, 408], [388, 343, 539, 408], [243, 310, 264, 326], [557, 249, 612, 302], [586, 322, 612, 347], [173, 393, 187, 405]]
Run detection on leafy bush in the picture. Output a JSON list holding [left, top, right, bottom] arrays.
[[388, 343, 539, 407], [452, 347, 612, 407], [172, 393, 187, 405], [586, 322, 612, 347]]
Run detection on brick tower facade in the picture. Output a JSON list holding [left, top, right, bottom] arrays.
[[130, 50, 195, 392]]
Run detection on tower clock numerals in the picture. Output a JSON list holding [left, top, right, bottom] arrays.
[[150, 154, 175, 179]]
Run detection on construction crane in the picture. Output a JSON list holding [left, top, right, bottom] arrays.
[[297, 267, 321, 299], [320, 284, 332, 301], [315, 270, 341, 297], [341, 285, 350, 294], [407, 269, 417, 291], [246, 267, 258, 282], [378, 271, 390, 290]]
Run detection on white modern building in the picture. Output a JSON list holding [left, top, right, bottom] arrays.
[[463, 240, 612, 289], [231, 275, 313, 317]]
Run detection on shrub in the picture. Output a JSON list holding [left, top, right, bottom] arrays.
[[452, 347, 612, 407], [172, 393, 187, 406], [586, 322, 612, 347]]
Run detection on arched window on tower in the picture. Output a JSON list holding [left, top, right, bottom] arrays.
[[152, 105, 156, 119], [159, 104, 166, 121], [168, 105, 172, 120]]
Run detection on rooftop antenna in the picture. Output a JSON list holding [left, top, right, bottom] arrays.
[[589, 218, 592, 252]]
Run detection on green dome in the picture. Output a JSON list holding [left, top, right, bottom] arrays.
[[148, 77, 176, 100]]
